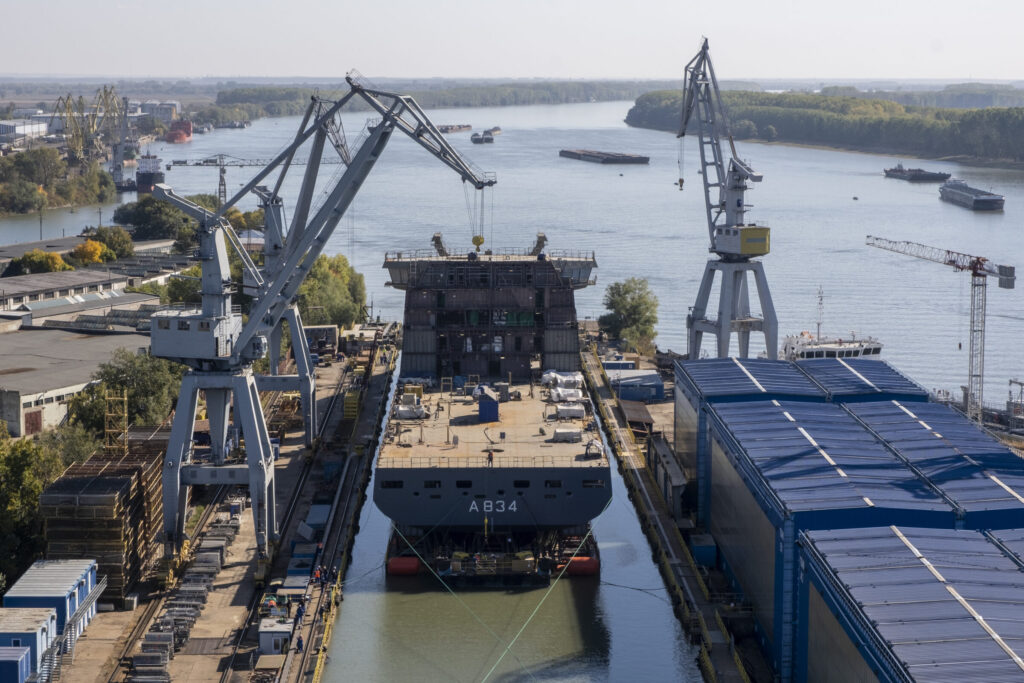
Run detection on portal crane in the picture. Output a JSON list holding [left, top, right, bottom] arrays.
[[866, 235, 1016, 422], [678, 39, 777, 359], [153, 75, 495, 559]]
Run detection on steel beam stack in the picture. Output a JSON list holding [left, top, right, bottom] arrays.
[[40, 448, 164, 607]]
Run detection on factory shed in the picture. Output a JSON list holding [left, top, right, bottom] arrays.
[[0, 608, 57, 678], [673, 358, 826, 522], [796, 358, 929, 403], [705, 398, 958, 680], [607, 368, 664, 402], [797, 526, 1024, 683], [847, 400, 1024, 529]]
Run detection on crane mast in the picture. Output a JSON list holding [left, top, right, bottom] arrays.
[[679, 39, 777, 359], [153, 78, 495, 560], [866, 235, 1016, 422]]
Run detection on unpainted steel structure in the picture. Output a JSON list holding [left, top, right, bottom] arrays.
[[678, 39, 778, 360], [152, 75, 494, 558]]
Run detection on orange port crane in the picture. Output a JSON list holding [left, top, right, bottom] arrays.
[[866, 235, 1016, 422]]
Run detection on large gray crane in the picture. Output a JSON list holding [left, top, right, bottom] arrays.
[[152, 75, 495, 560], [678, 39, 777, 359], [866, 235, 1015, 422]]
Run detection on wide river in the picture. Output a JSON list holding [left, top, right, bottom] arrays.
[[4, 99, 1023, 681]]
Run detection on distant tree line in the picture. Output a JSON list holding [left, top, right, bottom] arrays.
[[625, 89, 1024, 161], [0, 148, 115, 215]]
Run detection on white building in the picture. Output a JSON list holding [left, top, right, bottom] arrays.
[[0, 120, 47, 141]]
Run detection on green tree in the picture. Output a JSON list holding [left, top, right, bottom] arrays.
[[68, 350, 185, 435], [762, 124, 778, 141], [599, 278, 659, 353], [0, 179, 45, 213], [91, 225, 135, 258], [12, 148, 66, 187], [167, 265, 201, 304], [733, 119, 758, 139], [35, 423, 100, 468], [2, 249, 73, 277], [113, 195, 191, 241], [297, 254, 365, 327]]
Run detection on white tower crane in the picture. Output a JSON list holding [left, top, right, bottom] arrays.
[[678, 39, 777, 359], [866, 235, 1015, 422]]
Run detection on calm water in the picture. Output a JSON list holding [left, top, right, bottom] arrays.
[[4, 99, 1023, 679], [11, 100, 1019, 403]]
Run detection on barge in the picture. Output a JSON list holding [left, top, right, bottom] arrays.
[[559, 149, 650, 165], [939, 178, 1004, 210], [883, 162, 950, 181]]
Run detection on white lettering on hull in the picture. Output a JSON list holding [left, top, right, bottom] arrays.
[[468, 499, 518, 513]]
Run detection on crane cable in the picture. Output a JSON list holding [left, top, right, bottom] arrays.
[[677, 134, 686, 190], [464, 184, 488, 251]]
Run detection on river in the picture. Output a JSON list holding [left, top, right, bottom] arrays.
[[3, 99, 1023, 680]]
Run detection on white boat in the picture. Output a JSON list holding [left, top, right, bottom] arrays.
[[779, 287, 883, 361]]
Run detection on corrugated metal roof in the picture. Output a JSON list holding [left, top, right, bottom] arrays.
[[848, 401, 1024, 521], [803, 527, 1024, 681], [676, 358, 825, 400], [0, 646, 30, 661], [0, 608, 56, 632], [710, 400, 951, 516], [3, 560, 95, 600], [796, 358, 928, 401]]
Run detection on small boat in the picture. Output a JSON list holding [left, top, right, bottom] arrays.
[[470, 132, 494, 144], [485, 126, 502, 136], [777, 287, 883, 361], [883, 162, 950, 182], [939, 179, 1004, 211]]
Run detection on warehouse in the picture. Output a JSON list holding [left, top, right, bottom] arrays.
[[686, 357, 1024, 680], [0, 329, 149, 436], [0, 119, 47, 142], [0, 270, 129, 311], [797, 526, 1024, 682], [0, 608, 58, 677], [606, 368, 665, 402]]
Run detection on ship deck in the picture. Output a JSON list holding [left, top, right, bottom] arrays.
[[377, 380, 609, 471]]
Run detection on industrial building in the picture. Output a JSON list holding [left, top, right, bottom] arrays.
[[606, 367, 665, 402], [0, 270, 129, 311], [0, 328, 149, 436], [673, 357, 1024, 680], [0, 646, 31, 683], [0, 120, 47, 142], [797, 526, 1024, 682], [0, 608, 57, 679]]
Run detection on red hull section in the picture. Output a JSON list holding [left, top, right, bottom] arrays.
[[166, 120, 194, 144], [386, 557, 421, 575]]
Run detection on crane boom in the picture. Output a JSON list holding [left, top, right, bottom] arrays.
[[866, 235, 1016, 287], [866, 235, 1016, 422]]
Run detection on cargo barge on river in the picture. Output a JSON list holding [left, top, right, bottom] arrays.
[[939, 178, 1005, 210], [882, 162, 950, 181], [559, 149, 650, 165], [374, 240, 610, 586]]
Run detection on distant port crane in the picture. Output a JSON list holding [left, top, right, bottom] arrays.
[[152, 74, 494, 561], [866, 235, 1016, 422], [170, 153, 345, 207], [677, 39, 777, 359]]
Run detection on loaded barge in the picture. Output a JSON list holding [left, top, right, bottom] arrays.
[[559, 149, 650, 164], [882, 162, 950, 181], [374, 242, 610, 586], [939, 178, 1005, 210]]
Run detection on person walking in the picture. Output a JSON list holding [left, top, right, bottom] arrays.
[[297, 635, 304, 653]]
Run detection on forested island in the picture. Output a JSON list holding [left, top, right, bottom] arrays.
[[625, 89, 1024, 162], [193, 80, 684, 125], [0, 148, 115, 215]]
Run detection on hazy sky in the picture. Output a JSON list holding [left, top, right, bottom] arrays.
[[1, 0, 1020, 81]]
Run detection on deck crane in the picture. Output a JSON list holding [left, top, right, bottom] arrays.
[[152, 74, 495, 560], [866, 235, 1015, 422], [678, 39, 777, 359]]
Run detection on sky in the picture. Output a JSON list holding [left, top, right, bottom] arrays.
[[1, 0, 1021, 81]]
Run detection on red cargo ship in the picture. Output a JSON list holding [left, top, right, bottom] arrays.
[[166, 120, 193, 144]]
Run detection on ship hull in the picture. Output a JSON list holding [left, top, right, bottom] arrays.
[[939, 185, 1004, 210], [136, 171, 165, 194]]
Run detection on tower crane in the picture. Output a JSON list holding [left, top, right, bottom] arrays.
[[152, 74, 495, 560], [169, 153, 345, 207], [678, 39, 777, 360], [865, 235, 1016, 422]]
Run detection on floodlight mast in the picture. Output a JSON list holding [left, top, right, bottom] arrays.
[[153, 79, 495, 559]]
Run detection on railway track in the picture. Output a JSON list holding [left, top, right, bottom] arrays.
[[217, 364, 351, 683]]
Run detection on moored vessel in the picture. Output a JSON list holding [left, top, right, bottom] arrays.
[[939, 178, 1004, 210], [883, 162, 950, 182], [135, 153, 165, 194], [165, 119, 194, 144], [374, 242, 609, 586]]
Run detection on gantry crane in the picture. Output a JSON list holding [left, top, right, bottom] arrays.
[[866, 235, 1016, 422], [50, 86, 123, 163], [170, 153, 345, 207], [152, 75, 494, 560], [678, 39, 777, 359]]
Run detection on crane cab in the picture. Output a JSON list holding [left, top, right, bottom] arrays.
[[712, 225, 770, 258]]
